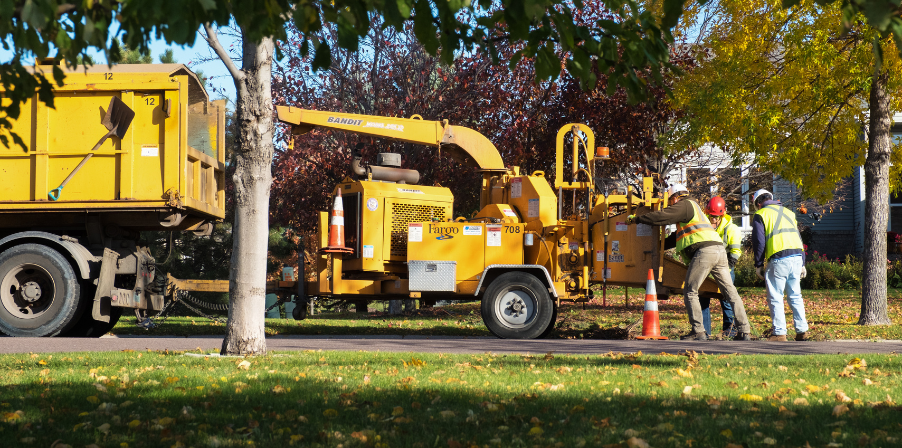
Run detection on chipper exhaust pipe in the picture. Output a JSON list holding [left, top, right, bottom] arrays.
[[352, 151, 420, 184]]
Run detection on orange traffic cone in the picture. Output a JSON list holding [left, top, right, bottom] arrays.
[[322, 189, 353, 254], [636, 269, 668, 340]]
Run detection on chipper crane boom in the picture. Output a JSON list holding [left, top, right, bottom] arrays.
[[276, 106, 724, 339]]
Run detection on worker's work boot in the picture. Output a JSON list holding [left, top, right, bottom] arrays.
[[732, 332, 751, 341], [680, 331, 708, 341], [795, 332, 809, 341], [767, 335, 788, 342]]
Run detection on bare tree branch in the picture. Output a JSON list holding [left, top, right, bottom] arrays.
[[203, 23, 245, 82]]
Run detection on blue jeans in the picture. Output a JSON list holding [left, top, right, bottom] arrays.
[[700, 269, 736, 335], [765, 255, 808, 336]]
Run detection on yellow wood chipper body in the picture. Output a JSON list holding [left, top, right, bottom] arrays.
[[277, 107, 723, 339], [0, 62, 226, 337]]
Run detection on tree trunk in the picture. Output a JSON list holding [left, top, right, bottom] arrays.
[[859, 68, 893, 326], [221, 35, 275, 355]]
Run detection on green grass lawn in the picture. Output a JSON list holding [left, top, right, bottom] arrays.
[[112, 287, 902, 341], [2, 350, 901, 447]]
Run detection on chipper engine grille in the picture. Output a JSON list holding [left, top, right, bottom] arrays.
[[390, 202, 447, 256]]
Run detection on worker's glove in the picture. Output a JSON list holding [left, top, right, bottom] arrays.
[[727, 254, 739, 269], [755, 266, 765, 280], [627, 214, 637, 224], [800, 266, 807, 279]]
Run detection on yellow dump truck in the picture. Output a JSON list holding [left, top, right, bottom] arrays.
[[0, 62, 225, 337], [278, 107, 722, 339]]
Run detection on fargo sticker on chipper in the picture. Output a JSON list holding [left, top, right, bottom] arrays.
[[408, 223, 423, 242]]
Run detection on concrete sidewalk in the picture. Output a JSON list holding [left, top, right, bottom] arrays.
[[1, 335, 900, 355]]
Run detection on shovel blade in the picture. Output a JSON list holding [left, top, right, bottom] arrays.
[[101, 96, 136, 138]]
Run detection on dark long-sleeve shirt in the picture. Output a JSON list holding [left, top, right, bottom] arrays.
[[751, 200, 806, 267], [636, 197, 721, 259]]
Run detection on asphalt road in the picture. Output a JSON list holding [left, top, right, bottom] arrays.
[[1, 335, 901, 356]]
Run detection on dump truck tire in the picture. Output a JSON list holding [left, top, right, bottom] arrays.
[[0, 244, 83, 337], [481, 272, 554, 339]]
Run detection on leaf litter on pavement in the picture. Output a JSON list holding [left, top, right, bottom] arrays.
[[2, 350, 902, 447], [110, 287, 902, 341]]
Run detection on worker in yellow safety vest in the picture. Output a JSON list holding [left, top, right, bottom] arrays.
[[700, 196, 740, 337], [751, 189, 809, 342], [627, 184, 752, 341]]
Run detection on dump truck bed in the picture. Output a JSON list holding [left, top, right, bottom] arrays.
[[0, 63, 225, 231]]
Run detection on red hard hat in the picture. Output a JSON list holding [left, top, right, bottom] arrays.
[[706, 196, 726, 216]]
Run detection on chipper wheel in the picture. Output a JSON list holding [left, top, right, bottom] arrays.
[[0, 244, 84, 337], [480, 272, 554, 339]]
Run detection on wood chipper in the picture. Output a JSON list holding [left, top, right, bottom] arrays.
[[0, 62, 226, 337], [277, 107, 723, 339]]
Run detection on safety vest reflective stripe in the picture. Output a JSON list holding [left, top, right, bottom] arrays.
[[756, 204, 804, 259], [675, 200, 722, 256], [766, 205, 796, 240], [675, 222, 716, 239]]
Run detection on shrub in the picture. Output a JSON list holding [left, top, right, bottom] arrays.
[[731, 249, 867, 290], [801, 252, 861, 290], [733, 250, 760, 287]]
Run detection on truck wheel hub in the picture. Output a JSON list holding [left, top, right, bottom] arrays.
[[21, 281, 42, 302], [495, 289, 535, 328]]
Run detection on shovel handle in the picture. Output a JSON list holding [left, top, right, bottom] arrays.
[[48, 187, 63, 201], [49, 152, 95, 201]]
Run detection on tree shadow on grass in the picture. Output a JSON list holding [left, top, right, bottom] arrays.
[[3, 354, 900, 448]]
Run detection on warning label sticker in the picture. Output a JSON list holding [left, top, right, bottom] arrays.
[[502, 208, 517, 217], [463, 225, 483, 236], [511, 178, 522, 198], [362, 245, 374, 258], [637, 223, 653, 237], [615, 221, 628, 231], [528, 199, 540, 217], [141, 145, 159, 157], [486, 224, 502, 246], [408, 223, 423, 242], [397, 188, 425, 194], [596, 250, 604, 261]]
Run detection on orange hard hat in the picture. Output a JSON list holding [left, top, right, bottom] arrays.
[[706, 196, 726, 216]]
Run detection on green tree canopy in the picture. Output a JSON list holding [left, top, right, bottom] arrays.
[[673, 0, 902, 201], [0, 0, 695, 149]]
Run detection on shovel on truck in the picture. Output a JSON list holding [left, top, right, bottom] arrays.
[[48, 96, 135, 201]]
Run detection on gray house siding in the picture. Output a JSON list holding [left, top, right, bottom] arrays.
[[793, 174, 859, 260]]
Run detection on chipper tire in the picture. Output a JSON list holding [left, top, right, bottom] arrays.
[[0, 244, 84, 337], [481, 272, 554, 339]]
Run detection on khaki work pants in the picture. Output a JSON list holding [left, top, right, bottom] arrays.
[[683, 245, 750, 335]]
